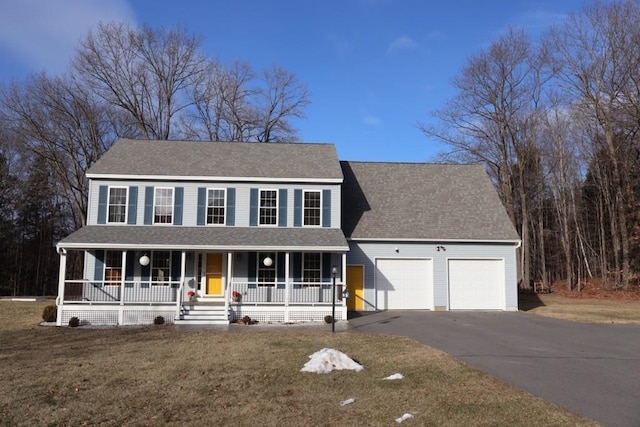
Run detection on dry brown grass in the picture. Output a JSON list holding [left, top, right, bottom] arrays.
[[0, 301, 597, 426], [520, 293, 640, 324]]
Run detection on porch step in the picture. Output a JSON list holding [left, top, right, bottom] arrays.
[[175, 302, 229, 325]]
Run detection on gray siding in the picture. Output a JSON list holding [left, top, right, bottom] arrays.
[[88, 180, 342, 228], [346, 241, 518, 311]]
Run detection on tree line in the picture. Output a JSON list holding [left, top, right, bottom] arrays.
[[1, 0, 638, 297], [422, 0, 640, 291], [0, 22, 310, 296]]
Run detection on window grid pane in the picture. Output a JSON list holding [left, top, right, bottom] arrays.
[[303, 191, 321, 226], [257, 252, 276, 286], [104, 250, 122, 285], [303, 253, 321, 285], [207, 189, 225, 224], [259, 190, 277, 225], [152, 251, 171, 285], [108, 187, 127, 223], [154, 188, 173, 224]]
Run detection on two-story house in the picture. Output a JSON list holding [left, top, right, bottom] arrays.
[[55, 138, 521, 326]]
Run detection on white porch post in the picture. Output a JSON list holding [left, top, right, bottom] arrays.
[[342, 252, 348, 316], [56, 247, 67, 326], [181, 250, 187, 299], [226, 252, 233, 319], [118, 250, 127, 325], [120, 251, 127, 305], [284, 252, 290, 322]]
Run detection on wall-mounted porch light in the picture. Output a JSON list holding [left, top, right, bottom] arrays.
[[263, 256, 273, 267], [139, 253, 150, 266]]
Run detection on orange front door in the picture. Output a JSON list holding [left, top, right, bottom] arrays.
[[346, 265, 364, 311], [206, 253, 223, 295]]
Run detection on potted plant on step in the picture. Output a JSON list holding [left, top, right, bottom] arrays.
[[187, 290, 197, 302], [232, 290, 242, 302]]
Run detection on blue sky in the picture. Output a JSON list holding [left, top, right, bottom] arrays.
[[0, 0, 594, 162]]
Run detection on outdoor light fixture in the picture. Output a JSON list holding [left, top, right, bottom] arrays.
[[139, 253, 150, 266], [342, 288, 350, 299], [436, 245, 446, 252], [263, 256, 273, 267]]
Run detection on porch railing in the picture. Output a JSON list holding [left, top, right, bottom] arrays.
[[231, 281, 343, 305], [62, 279, 179, 303]]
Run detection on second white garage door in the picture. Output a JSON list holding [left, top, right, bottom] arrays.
[[375, 258, 433, 310], [448, 259, 504, 310]]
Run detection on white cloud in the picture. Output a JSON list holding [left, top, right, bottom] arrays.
[[0, 0, 136, 76], [387, 36, 417, 53]]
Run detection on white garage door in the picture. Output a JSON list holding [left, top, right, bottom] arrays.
[[448, 259, 504, 310], [376, 259, 433, 310]]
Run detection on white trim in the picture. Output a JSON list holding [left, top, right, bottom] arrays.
[[258, 188, 279, 227], [87, 173, 343, 184], [348, 237, 521, 244], [57, 243, 350, 252], [153, 187, 174, 225], [106, 185, 129, 224], [205, 187, 227, 226], [302, 189, 322, 227]]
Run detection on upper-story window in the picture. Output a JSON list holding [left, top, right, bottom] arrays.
[[108, 187, 127, 223], [207, 188, 226, 225], [154, 188, 173, 224], [259, 190, 278, 225], [303, 190, 321, 226]]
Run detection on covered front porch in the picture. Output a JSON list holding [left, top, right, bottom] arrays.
[[55, 226, 350, 326]]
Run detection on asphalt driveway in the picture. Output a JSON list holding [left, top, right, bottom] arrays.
[[347, 310, 640, 427]]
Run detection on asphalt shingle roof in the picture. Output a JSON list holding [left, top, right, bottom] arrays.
[[340, 161, 520, 241], [58, 226, 349, 251], [87, 138, 343, 181]]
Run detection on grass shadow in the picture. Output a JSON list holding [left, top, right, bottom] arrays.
[[518, 292, 546, 311]]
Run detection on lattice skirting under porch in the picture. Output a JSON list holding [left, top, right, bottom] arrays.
[[58, 306, 176, 326], [230, 306, 346, 323]]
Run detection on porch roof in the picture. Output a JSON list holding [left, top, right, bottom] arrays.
[[57, 226, 349, 252]]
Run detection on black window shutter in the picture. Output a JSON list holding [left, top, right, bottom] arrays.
[[226, 188, 236, 226], [127, 187, 138, 224], [97, 186, 108, 224]]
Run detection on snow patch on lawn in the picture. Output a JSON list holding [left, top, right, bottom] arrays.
[[300, 348, 364, 374]]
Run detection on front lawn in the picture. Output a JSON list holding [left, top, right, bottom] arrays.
[[0, 301, 596, 426]]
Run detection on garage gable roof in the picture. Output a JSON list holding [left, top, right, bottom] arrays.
[[87, 138, 343, 181], [341, 161, 520, 241]]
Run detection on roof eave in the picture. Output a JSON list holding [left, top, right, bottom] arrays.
[[86, 173, 343, 184]]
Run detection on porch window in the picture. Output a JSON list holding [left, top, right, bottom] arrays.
[[104, 250, 123, 285], [207, 188, 226, 225], [303, 253, 321, 285], [154, 188, 173, 224], [152, 251, 171, 285], [259, 190, 277, 225], [303, 191, 321, 226], [107, 187, 127, 223], [257, 252, 276, 286]]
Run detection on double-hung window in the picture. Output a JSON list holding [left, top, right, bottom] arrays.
[[259, 190, 278, 225], [257, 252, 276, 286], [154, 188, 173, 224], [152, 251, 171, 285], [303, 253, 321, 285], [104, 250, 123, 285], [108, 187, 127, 223], [207, 188, 226, 225], [303, 190, 321, 226]]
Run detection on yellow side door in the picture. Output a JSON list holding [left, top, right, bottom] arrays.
[[346, 265, 364, 311]]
